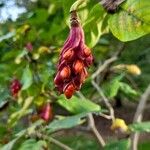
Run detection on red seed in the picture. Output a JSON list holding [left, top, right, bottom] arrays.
[[60, 66, 71, 79], [73, 60, 84, 74], [63, 49, 74, 60], [64, 83, 75, 99], [84, 46, 91, 56]]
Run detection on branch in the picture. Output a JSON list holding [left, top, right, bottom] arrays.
[[131, 84, 150, 150], [49, 137, 73, 150], [91, 81, 115, 121], [35, 132, 73, 150], [92, 56, 117, 80], [88, 113, 106, 147], [77, 91, 106, 147], [92, 44, 125, 80]]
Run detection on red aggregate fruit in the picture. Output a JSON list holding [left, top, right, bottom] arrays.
[[10, 79, 22, 97], [54, 11, 93, 99]]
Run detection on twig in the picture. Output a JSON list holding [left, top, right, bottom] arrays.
[[131, 84, 150, 150], [92, 56, 117, 80], [99, 113, 112, 120], [92, 44, 125, 80], [88, 113, 106, 147], [35, 132, 73, 150], [49, 137, 73, 150], [77, 91, 106, 147], [91, 80, 115, 121], [90, 44, 125, 120]]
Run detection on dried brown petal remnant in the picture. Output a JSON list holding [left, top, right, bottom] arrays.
[[54, 11, 93, 99]]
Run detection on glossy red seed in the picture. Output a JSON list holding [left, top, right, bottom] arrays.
[[60, 66, 71, 79], [63, 49, 74, 60], [84, 46, 91, 56], [64, 83, 75, 99], [73, 60, 84, 74]]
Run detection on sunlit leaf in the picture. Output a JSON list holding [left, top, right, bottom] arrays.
[[21, 65, 33, 90], [84, 3, 106, 47], [129, 122, 150, 132], [57, 95, 101, 114], [108, 0, 150, 41]]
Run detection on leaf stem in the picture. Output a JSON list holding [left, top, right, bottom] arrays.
[[70, 0, 87, 12]]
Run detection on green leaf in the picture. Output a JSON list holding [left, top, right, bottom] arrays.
[[21, 65, 33, 90], [138, 142, 150, 150], [108, 0, 150, 41], [0, 124, 7, 138], [28, 9, 49, 25], [104, 139, 131, 150], [119, 82, 138, 97], [0, 88, 9, 109], [57, 95, 101, 114], [1, 130, 25, 150], [129, 122, 150, 132], [8, 97, 33, 126], [18, 139, 47, 150], [84, 3, 105, 47], [103, 75, 123, 98], [47, 113, 87, 133]]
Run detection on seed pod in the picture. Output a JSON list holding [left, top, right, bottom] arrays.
[[64, 83, 75, 99], [54, 11, 93, 99], [73, 60, 84, 74], [10, 79, 22, 97], [39, 103, 53, 122], [63, 49, 74, 60], [126, 65, 141, 75], [60, 66, 71, 79]]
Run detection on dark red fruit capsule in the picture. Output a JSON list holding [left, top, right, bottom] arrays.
[[10, 79, 22, 97], [54, 11, 93, 99], [39, 103, 53, 122]]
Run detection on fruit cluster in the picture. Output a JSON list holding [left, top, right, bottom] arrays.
[[54, 11, 93, 99]]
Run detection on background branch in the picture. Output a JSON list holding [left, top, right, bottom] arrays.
[[131, 84, 150, 150], [77, 91, 106, 147]]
